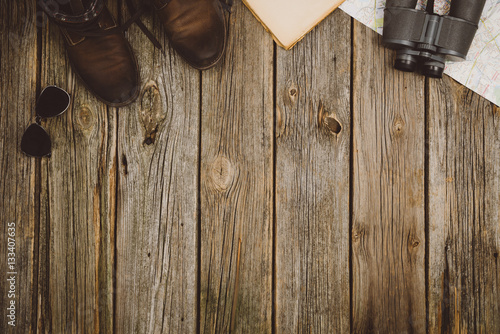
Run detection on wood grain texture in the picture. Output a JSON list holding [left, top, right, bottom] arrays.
[[37, 2, 119, 333], [0, 2, 38, 333], [4, 2, 500, 333], [352, 22, 426, 333], [428, 76, 500, 333], [114, 6, 200, 334], [275, 10, 351, 334], [199, 2, 274, 333]]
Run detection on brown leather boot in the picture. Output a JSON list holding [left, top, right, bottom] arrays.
[[150, 0, 232, 70], [40, 0, 140, 106]]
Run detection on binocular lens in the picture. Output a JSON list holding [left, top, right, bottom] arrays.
[[395, 58, 418, 72], [394, 53, 418, 72], [422, 63, 444, 78], [394, 50, 445, 77]]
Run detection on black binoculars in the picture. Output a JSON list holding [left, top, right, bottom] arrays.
[[382, 0, 486, 78]]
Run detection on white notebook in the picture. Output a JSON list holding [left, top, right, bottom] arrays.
[[243, 0, 346, 50]]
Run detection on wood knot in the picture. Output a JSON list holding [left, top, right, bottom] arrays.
[[411, 240, 420, 248], [318, 101, 342, 135], [140, 80, 166, 146], [392, 116, 405, 135], [288, 86, 299, 104], [75, 105, 95, 131], [352, 228, 365, 242], [324, 116, 342, 134], [210, 156, 235, 192]]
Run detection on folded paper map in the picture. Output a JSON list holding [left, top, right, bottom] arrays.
[[243, 0, 346, 50], [340, 0, 500, 107]]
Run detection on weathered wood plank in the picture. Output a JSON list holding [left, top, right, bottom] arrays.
[[352, 22, 426, 333], [428, 76, 500, 333], [275, 10, 351, 334], [0, 2, 38, 333], [114, 7, 200, 334], [199, 2, 274, 333], [37, 3, 118, 333]]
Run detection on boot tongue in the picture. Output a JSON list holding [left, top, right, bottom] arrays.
[[70, 0, 86, 15]]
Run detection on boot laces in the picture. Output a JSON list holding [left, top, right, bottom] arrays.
[[65, 1, 163, 53]]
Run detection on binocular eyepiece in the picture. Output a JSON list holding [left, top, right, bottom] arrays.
[[382, 0, 486, 78]]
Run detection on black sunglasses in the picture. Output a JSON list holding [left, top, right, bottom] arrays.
[[21, 86, 71, 158]]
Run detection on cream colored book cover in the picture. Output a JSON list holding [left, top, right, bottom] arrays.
[[243, 0, 346, 50]]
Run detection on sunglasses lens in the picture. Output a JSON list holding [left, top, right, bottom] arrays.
[[36, 86, 70, 118], [21, 124, 52, 157]]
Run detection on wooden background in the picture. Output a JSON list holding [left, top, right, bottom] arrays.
[[1, 1, 499, 333]]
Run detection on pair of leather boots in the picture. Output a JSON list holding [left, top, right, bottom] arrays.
[[40, 0, 231, 106]]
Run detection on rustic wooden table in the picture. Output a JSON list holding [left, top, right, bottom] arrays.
[[1, 1, 499, 333]]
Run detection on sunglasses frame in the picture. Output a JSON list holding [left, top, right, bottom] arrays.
[[21, 85, 71, 158]]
